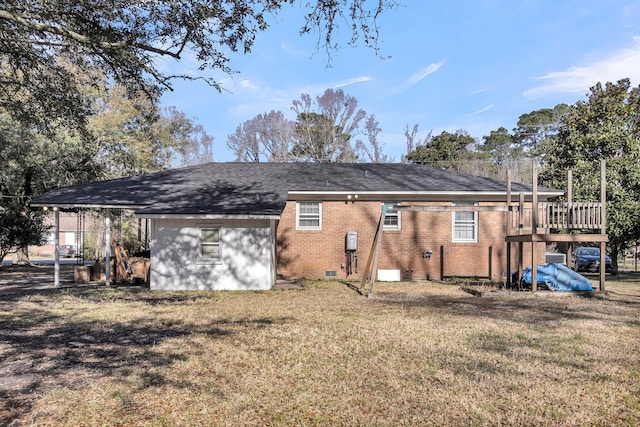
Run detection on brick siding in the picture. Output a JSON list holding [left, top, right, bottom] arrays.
[[276, 199, 542, 281]]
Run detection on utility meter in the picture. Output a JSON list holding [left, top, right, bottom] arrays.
[[345, 231, 358, 251]]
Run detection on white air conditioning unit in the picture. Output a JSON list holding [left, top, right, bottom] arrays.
[[545, 253, 566, 264]]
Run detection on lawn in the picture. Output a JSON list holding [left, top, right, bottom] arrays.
[[1, 266, 639, 426]]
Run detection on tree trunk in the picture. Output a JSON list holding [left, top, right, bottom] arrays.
[[15, 245, 34, 265], [610, 252, 619, 276]]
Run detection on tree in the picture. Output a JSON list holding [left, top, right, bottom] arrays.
[[514, 104, 569, 158], [154, 107, 215, 167], [227, 120, 262, 163], [0, 76, 211, 263], [478, 127, 530, 182], [0, 112, 98, 264], [229, 92, 390, 164], [256, 111, 294, 162], [0, 198, 47, 265], [290, 89, 366, 162], [176, 123, 215, 167], [0, 1, 396, 130], [402, 124, 431, 164], [356, 114, 389, 163], [539, 79, 640, 273], [405, 130, 476, 170], [227, 111, 293, 162], [88, 86, 209, 177]]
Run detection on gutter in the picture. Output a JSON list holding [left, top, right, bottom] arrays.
[[136, 213, 281, 220], [288, 190, 564, 201]]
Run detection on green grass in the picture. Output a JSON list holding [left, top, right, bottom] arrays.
[[1, 267, 639, 426]]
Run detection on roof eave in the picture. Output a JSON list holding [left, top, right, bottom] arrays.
[[30, 202, 147, 210], [287, 190, 564, 201], [135, 213, 281, 220]]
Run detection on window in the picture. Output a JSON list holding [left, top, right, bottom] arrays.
[[296, 201, 322, 230], [382, 202, 401, 230], [200, 226, 220, 260], [452, 202, 477, 242]]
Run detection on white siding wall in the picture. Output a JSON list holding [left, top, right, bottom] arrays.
[[150, 218, 274, 290]]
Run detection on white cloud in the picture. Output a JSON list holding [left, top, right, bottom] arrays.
[[239, 79, 260, 90], [469, 104, 494, 115], [406, 60, 446, 87], [524, 37, 640, 99], [332, 76, 374, 88], [226, 86, 292, 117], [285, 76, 373, 99]]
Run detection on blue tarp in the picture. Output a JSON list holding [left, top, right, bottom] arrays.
[[521, 263, 595, 291]]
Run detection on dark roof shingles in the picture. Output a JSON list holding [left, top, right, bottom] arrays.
[[32, 163, 559, 215]]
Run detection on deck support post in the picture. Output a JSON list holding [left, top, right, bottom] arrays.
[[105, 208, 111, 286], [599, 159, 606, 292], [506, 243, 511, 287], [506, 171, 511, 288], [567, 170, 573, 265], [518, 193, 524, 289], [531, 166, 538, 291]]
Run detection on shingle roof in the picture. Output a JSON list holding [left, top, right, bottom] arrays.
[[31, 162, 562, 216]]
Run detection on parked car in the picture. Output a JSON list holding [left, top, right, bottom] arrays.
[[571, 247, 612, 273], [58, 245, 76, 258]]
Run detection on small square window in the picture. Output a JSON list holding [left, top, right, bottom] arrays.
[[297, 202, 322, 230], [452, 202, 478, 242], [200, 227, 220, 260], [382, 202, 401, 230]]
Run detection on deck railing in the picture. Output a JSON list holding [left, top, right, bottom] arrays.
[[508, 202, 603, 234]]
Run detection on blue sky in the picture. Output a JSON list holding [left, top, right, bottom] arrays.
[[160, 1, 640, 162]]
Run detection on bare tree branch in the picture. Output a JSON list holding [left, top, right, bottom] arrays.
[[0, 1, 395, 129]]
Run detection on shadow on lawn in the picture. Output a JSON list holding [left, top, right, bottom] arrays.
[[0, 291, 288, 425], [370, 288, 640, 384], [371, 288, 640, 328]]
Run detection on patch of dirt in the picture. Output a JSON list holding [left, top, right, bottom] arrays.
[[461, 285, 511, 297]]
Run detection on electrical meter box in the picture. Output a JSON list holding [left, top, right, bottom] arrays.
[[345, 231, 358, 251]]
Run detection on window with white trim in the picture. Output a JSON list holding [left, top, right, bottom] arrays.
[[382, 202, 401, 230], [200, 226, 221, 260], [452, 202, 478, 242], [296, 201, 322, 230]]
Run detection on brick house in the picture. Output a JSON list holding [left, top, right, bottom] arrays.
[[32, 163, 562, 290], [276, 199, 517, 282]]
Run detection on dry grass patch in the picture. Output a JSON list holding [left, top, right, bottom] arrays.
[[1, 269, 639, 426]]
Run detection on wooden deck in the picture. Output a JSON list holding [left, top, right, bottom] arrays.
[[507, 201, 604, 236], [505, 161, 608, 292]]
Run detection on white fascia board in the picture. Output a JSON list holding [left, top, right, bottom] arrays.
[[135, 213, 281, 220], [288, 190, 564, 201], [30, 203, 146, 210]]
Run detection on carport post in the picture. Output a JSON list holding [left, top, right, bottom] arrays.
[[54, 208, 60, 287], [105, 208, 111, 286]]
